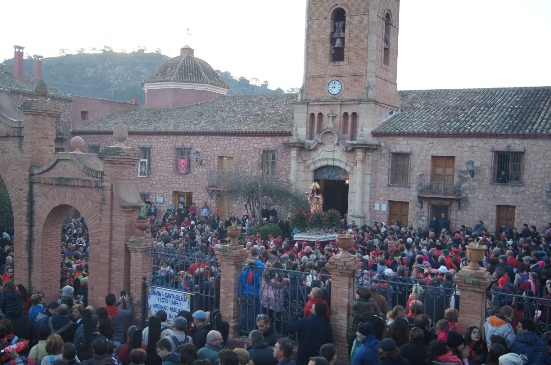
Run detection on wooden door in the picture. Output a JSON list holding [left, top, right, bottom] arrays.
[[173, 192, 192, 210], [496, 205, 516, 235], [429, 205, 450, 225], [432, 156, 455, 193], [218, 194, 231, 220], [389, 201, 409, 228]]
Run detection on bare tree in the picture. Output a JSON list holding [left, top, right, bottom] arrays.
[[209, 168, 308, 225]]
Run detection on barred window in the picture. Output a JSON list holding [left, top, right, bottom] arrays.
[[389, 152, 410, 186], [88, 145, 100, 154], [493, 151, 524, 184], [260, 150, 276, 177], [138, 147, 151, 177]]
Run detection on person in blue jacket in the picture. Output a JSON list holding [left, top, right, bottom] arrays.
[[238, 257, 265, 334], [351, 322, 380, 365]]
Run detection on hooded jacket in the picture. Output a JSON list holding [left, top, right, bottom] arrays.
[[351, 334, 379, 365], [483, 314, 516, 348]]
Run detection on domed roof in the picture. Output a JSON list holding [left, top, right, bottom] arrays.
[[143, 46, 229, 90]]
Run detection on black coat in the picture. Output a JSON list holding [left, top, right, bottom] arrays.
[[248, 342, 278, 365], [285, 314, 333, 365], [399, 341, 427, 365]]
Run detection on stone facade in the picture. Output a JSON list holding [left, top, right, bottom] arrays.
[[78, 133, 292, 216]]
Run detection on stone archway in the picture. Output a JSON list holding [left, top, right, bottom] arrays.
[[0, 176, 14, 238], [0, 92, 145, 309]]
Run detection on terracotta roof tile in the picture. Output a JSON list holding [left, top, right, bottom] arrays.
[[143, 55, 228, 89], [74, 93, 296, 134], [0, 63, 71, 100], [373, 87, 551, 136]]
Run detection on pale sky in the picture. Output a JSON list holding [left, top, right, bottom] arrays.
[[0, 0, 549, 92]]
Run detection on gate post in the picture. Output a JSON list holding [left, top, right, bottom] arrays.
[[215, 245, 248, 337], [454, 266, 491, 333], [127, 236, 152, 323], [326, 255, 362, 360]]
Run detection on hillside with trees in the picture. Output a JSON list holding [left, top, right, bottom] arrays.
[[1, 50, 284, 104]]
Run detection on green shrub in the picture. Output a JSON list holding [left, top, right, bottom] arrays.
[[246, 223, 282, 240]]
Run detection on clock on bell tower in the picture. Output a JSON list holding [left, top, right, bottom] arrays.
[[295, 0, 400, 143]]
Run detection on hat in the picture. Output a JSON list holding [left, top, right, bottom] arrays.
[[447, 331, 464, 348], [406, 238, 413, 244], [380, 338, 397, 352], [357, 322, 374, 336], [60, 285, 74, 296], [452, 248, 460, 254], [522, 256, 532, 261], [384, 268, 395, 277], [442, 249, 449, 255], [498, 255, 507, 260], [498, 276, 508, 288], [498, 353, 525, 365], [438, 266, 448, 274], [370, 251, 378, 257], [192, 310, 207, 320]]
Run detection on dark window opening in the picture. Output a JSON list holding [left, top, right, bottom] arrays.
[[350, 112, 358, 141], [383, 12, 392, 66], [308, 113, 316, 140], [88, 145, 100, 154], [81, 111, 89, 120], [316, 113, 324, 134], [331, 8, 346, 62], [341, 112, 349, 135]]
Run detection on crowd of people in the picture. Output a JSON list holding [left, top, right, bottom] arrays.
[[2, 202, 551, 365]]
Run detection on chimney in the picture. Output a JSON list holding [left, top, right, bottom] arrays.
[[13, 45, 24, 80], [33, 55, 43, 79], [180, 45, 194, 57]]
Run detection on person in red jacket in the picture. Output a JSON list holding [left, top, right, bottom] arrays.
[[303, 287, 330, 320]]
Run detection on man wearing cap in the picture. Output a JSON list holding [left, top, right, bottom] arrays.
[[192, 310, 212, 350], [350, 322, 379, 365], [165, 316, 192, 350]]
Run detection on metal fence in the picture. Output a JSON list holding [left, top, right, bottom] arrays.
[[486, 287, 551, 337], [237, 264, 324, 336], [355, 272, 459, 327], [149, 246, 220, 313]]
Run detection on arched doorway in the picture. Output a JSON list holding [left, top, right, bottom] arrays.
[[314, 166, 349, 217]]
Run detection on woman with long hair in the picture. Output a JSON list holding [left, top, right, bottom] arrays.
[[384, 313, 410, 348], [463, 326, 487, 365]]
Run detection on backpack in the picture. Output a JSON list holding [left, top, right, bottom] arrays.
[[34, 311, 49, 329], [168, 335, 190, 353], [47, 355, 55, 365], [48, 317, 74, 335]]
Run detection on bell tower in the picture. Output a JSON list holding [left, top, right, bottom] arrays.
[[288, 0, 400, 226], [295, 0, 400, 142]]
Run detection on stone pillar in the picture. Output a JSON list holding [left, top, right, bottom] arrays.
[[454, 267, 491, 332], [126, 236, 152, 322], [215, 245, 248, 337], [290, 148, 298, 184], [352, 150, 365, 220], [327, 255, 362, 359]]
